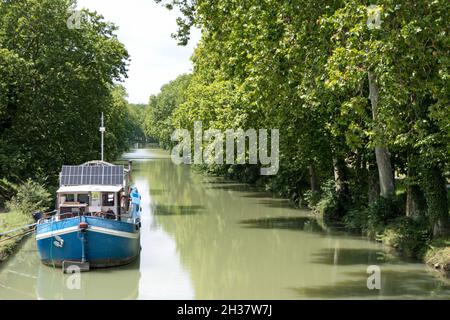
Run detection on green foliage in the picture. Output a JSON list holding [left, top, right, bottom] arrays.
[[380, 217, 432, 259], [425, 237, 450, 275], [343, 207, 369, 233], [313, 180, 343, 222], [367, 197, 402, 229], [145, 74, 192, 148], [152, 0, 450, 242], [0, 178, 17, 207], [0, 210, 33, 231], [344, 203, 432, 259], [225, 165, 263, 185], [303, 190, 323, 209], [103, 86, 147, 160], [0, 209, 34, 261], [0, 0, 130, 186], [421, 166, 450, 237], [6, 179, 51, 215], [127, 103, 148, 144], [343, 195, 406, 238]]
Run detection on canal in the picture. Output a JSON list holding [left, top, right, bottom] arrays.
[[0, 147, 449, 299]]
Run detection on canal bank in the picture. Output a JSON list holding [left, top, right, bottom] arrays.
[[0, 179, 52, 264], [0, 147, 449, 299], [0, 211, 34, 263]]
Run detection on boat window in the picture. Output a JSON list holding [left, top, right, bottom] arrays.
[[65, 194, 75, 202], [102, 193, 115, 206], [78, 194, 89, 204], [60, 207, 72, 214]]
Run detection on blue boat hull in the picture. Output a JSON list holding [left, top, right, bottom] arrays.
[[36, 216, 140, 268]]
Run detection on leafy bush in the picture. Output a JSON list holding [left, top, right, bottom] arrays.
[[380, 217, 431, 258], [262, 165, 309, 203], [303, 190, 322, 208], [343, 196, 403, 236], [0, 178, 17, 208], [314, 180, 342, 221], [343, 207, 369, 232], [6, 179, 51, 215], [425, 237, 450, 275], [365, 196, 402, 234]]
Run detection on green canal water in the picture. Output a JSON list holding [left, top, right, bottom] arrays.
[[0, 147, 449, 299]]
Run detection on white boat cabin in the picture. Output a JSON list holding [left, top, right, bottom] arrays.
[[56, 161, 131, 220]]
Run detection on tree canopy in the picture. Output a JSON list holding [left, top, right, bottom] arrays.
[[150, 0, 449, 242], [0, 0, 137, 188]]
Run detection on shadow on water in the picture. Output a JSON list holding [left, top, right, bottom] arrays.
[[206, 184, 253, 192], [241, 192, 277, 199], [240, 216, 324, 233], [239, 216, 376, 242], [255, 199, 297, 209], [290, 270, 450, 299], [153, 204, 205, 216], [205, 181, 299, 208], [205, 178, 301, 209], [310, 248, 390, 266], [202, 179, 237, 184]]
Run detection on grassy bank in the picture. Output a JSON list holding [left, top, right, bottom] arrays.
[[424, 238, 450, 277], [377, 222, 449, 277], [0, 210, 34, 262], [0, 179, 51, 263]]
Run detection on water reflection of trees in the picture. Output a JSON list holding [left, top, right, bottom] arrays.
[[142, 157, 337, 298], [141, 154, 450, 299]]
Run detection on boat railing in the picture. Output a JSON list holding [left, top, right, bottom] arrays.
[[40, 211, 138, 224]]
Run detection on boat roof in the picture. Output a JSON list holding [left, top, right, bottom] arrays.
[[59, 162, 125, 187], [57, 185, 123, 193]]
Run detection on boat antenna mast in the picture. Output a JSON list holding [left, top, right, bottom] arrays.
[[100, 112, 106, 161]]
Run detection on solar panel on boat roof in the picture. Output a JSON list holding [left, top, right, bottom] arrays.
[[60, 165, 124, 186]]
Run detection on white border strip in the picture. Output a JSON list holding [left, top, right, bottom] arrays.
[[36, 226, 78, 240], [36, 226, 139, 240], [89, 226, 139, 239]]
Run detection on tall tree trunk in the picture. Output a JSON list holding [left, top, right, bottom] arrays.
[[422, 166, 450, 237], [368, 161, 380, 205], [333, 158, 349, 197], [309, 165, 318, 193], [406, 185, 426, 219], [328, 157, 350, 222], [368, 72, 395, 198], [405, 157, 426, 219]]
